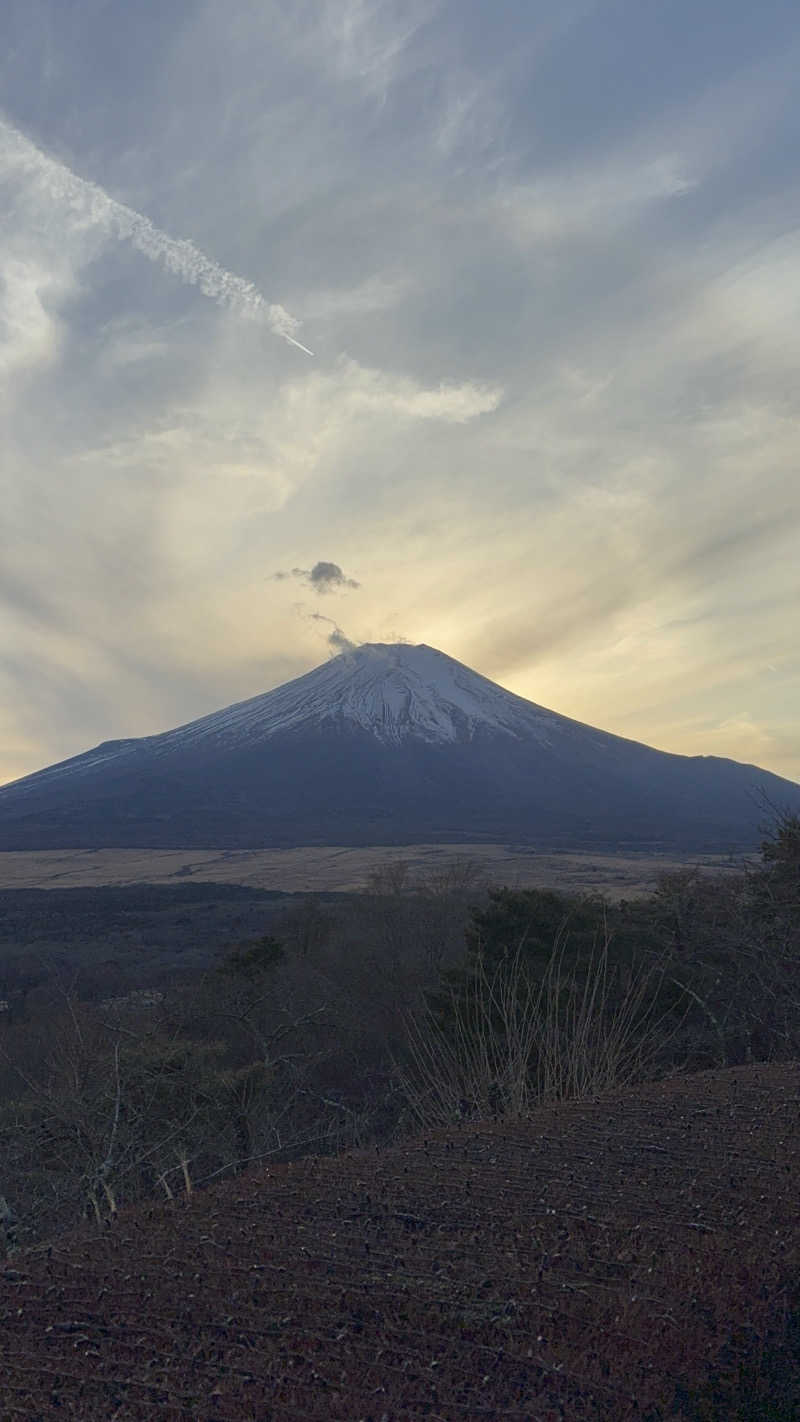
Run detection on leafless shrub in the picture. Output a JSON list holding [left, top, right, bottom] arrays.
[[398, 929, 681, 1129]]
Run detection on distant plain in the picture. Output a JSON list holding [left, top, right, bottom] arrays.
[[0, 843, 739, 896]]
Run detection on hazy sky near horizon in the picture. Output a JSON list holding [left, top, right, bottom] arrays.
[[2, 0, 799, 785]]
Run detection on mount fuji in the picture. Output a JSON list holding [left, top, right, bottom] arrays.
[[0, 643, 797, 851]]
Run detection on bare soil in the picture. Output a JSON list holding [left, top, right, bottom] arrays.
[[2, 1062, 797, 1419]]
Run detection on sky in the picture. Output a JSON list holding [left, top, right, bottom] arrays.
[[1, 0, 799, 786]]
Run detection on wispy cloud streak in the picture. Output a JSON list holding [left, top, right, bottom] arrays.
[[309, 612, 357, 654], [0, 116, 313, 355]]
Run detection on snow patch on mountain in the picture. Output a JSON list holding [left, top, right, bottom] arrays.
[[161, 643, 560, 749], [0, 644, 569, 796]]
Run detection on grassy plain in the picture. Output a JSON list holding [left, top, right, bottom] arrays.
[[0, 842, 739, 896]]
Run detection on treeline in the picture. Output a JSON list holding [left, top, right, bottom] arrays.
[[0, 881, 301, 1005], [0, 815, 798, 1250]]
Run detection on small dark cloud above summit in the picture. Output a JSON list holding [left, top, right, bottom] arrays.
[[308, 561, 360, 593], [273, 562, 360, 594]]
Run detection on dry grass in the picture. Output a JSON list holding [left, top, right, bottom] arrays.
[[1, 1062, 798, 1419], [0, 844, 735, 895], [398, 936, 676, 1128]]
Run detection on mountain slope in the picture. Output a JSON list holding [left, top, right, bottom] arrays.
[[0, 642, 797, 851]]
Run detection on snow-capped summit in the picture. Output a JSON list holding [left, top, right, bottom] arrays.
[[160, 642, 560, 750], [1, 642, 798, 852]]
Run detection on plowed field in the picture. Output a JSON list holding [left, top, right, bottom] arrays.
[[2, 1063, 798, 1420]]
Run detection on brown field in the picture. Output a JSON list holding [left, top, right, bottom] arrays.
[[2, 1062, 798, 1420], [0, 844, 739, 896]]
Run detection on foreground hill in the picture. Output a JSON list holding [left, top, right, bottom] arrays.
[[1, 642, 798, 851], [2, 1063, 798, 1419]]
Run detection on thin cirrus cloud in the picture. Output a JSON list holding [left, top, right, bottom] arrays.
[[308, 612, 357, 654]]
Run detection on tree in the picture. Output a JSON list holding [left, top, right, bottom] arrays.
[[756, 809, 800, 913]]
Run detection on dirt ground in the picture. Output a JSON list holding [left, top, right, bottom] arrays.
[[2, 1062, 797, 1420], [0, 842, 740, 896]]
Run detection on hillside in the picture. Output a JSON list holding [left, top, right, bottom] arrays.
[[1, 643, 798, 852], [2, 1062, 798, 1419]]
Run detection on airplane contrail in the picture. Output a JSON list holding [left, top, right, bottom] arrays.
[[0, 116, 314, 356]]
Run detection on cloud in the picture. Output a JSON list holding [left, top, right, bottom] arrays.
[[298, 273, 410, 322], [274, 561, 360, 593], [332, 357, 502, 423], [0, 257, 64, 379], [501, 150, 697, 247], [1, 2, 799, 790], [0, 114, 313, 354], [307, 561, 360, 593], [309, 612, 357, 655], [310, 0, 438, 98]]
